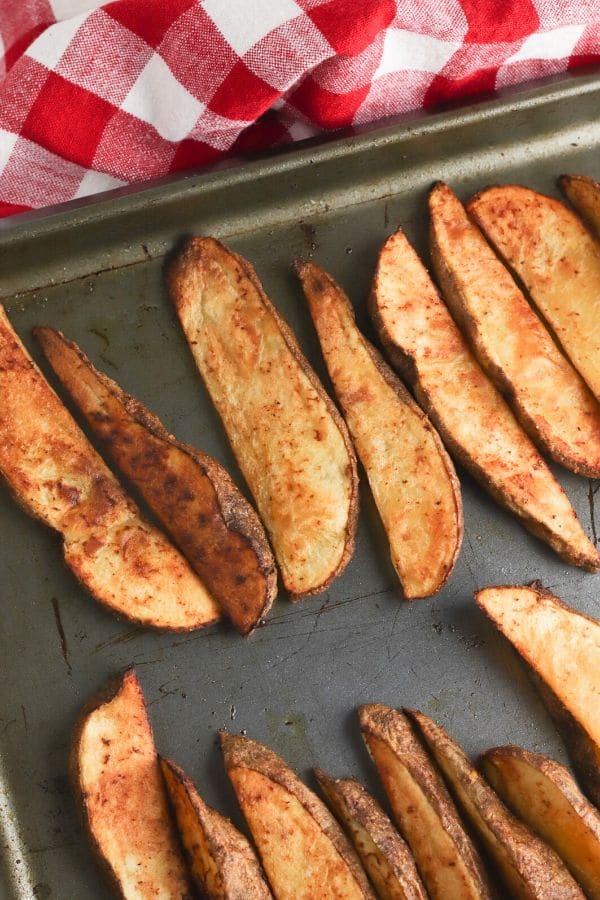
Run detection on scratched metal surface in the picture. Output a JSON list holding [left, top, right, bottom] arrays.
[[1, 72, 599, 899]]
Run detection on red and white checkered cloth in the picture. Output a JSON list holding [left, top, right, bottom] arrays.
[[0, 0, 598, 218]]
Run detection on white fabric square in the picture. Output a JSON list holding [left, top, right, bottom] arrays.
[[74, 169, 127, 199], [49, 0, 105, 19], [202, 0, 302, 55], [0, 130, 18, 178], [506, 25, 585, 63], [375, 28, 461, 79], [122, 53, 205, 142], [26, 12, 90, 69]]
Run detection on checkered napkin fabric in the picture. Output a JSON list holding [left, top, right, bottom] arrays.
[[0, 1, 598, 218]]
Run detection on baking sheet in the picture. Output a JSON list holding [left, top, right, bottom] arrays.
[[1, 71, 600, 898]]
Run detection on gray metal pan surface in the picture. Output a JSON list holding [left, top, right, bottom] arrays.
[[1, 70, 599, 898]]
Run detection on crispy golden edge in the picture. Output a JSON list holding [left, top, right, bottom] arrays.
[[428, 181, 600, 478], [408, 710, 585, 900], [160, 757, 273, 899], [368, 230, 600, 573], [314, 768, 428, 900], [168, 237, 359, 601], [475, 582, 600, 806], [34, 326, 277, 635], [559, 174, 600, 238], [219, 732, 374, 895], [295, 259, 463, 600], [70, 670, 193, 899], [358, 704, 492, 898], [480, 744, 600, 896]]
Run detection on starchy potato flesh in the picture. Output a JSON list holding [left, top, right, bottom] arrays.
[[160, 758, 273, 899], [71, 671, 194, 899], [168, 237, 358, 599], [559, 174, 600, 239], [476, 584, 600, 807], [296, 260, 462, 599], [35, 326, 276, 634], [315, 768, 427, 900], [409, 710, 585, 900], [358, 704, 492, 900], [468, 185, 600, 402], [429, 182, 600, 477], [481, 746, 600, 898], [369, 229, 600, 571], [220, 732, 375, 899], [0, 306, 220, 630]]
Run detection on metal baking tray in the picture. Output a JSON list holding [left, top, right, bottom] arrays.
[[1, 71, 600, 899]]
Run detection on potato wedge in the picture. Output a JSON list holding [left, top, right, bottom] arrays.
[[429, 182, 600, 477], [468, 185, 600, 402], [160, 757, 272, 899], [369, 228, 600, 571], [314, 768, 427, 900], [481, 746, 600, 898], [295, 259, 462, 599], [408, 709, 585, 900], [560, 174, 600, 239], [35, 326, 276, 634], [168, 238, 358, 600], [475, 584, 600, 807], [71, 670, 194, 899], [220, 731, 375, 899], [0, 306, 220, 631], [358, 704, 492, 900]]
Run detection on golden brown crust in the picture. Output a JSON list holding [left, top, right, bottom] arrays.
[[429, 182, 600, 478], [35, 326, 276, 634], [220, 732, 374, 898], [408, 710, 585, 900], [0, 306, 220, 631], [70, 670, 194, 899], [480, 745, 600, 898], [559, 174, 600, 239], [168, 237, 359, 600], [358, 704, 492, 900], [315, 769, 428, 900], [369, 229, 600, 572], [296, 259, 463, 600], [467, 184, 600, 404], [475, 583, 600, 807], [160, 758, 273, 899]]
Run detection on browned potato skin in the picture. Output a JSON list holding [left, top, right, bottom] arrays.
[[296, 259, 462, 600], [409, 709, 586, 900], [168, 237, 359, 600], [428, 182, 600, 477], [70, 670, 194, 899], [35, 326, 276, 635], [0, 306, 220, 631], [160, 758, 273, 899], [220, 732, 375, 899], [314, 768, 427, 900], [480, 746, 600, 898], [369, 228, 600, 572], [559, 174, 600, 239], [468, 185, 600, 403], [476, 584, 600, 807], [358, 704, 492, 900]]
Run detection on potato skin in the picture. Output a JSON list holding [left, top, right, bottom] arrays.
[[559, 174, 600, 239], [70, 670, 194, 899], [168, 237, 359, 600], [35, 326, 276, 635]]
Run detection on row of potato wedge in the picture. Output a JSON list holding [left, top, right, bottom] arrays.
[[2, 176, 600, 635], [73, 582, 600, 898]]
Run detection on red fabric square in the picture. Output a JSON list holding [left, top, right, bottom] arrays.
[[308, 0, 395, 55], [0, 201, 30, 216], [170, 138, 222, 172], [21, 71, 116, 168], [288, 75, 370, 128], [460, 0, 539, 43], [104, 0, 196, 48], [92, 109, 177, 181], [208, 60, 280, 121], [424, 67, 499, 107], [230, 113, 290, 155], [4, 24, 47, 71]]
